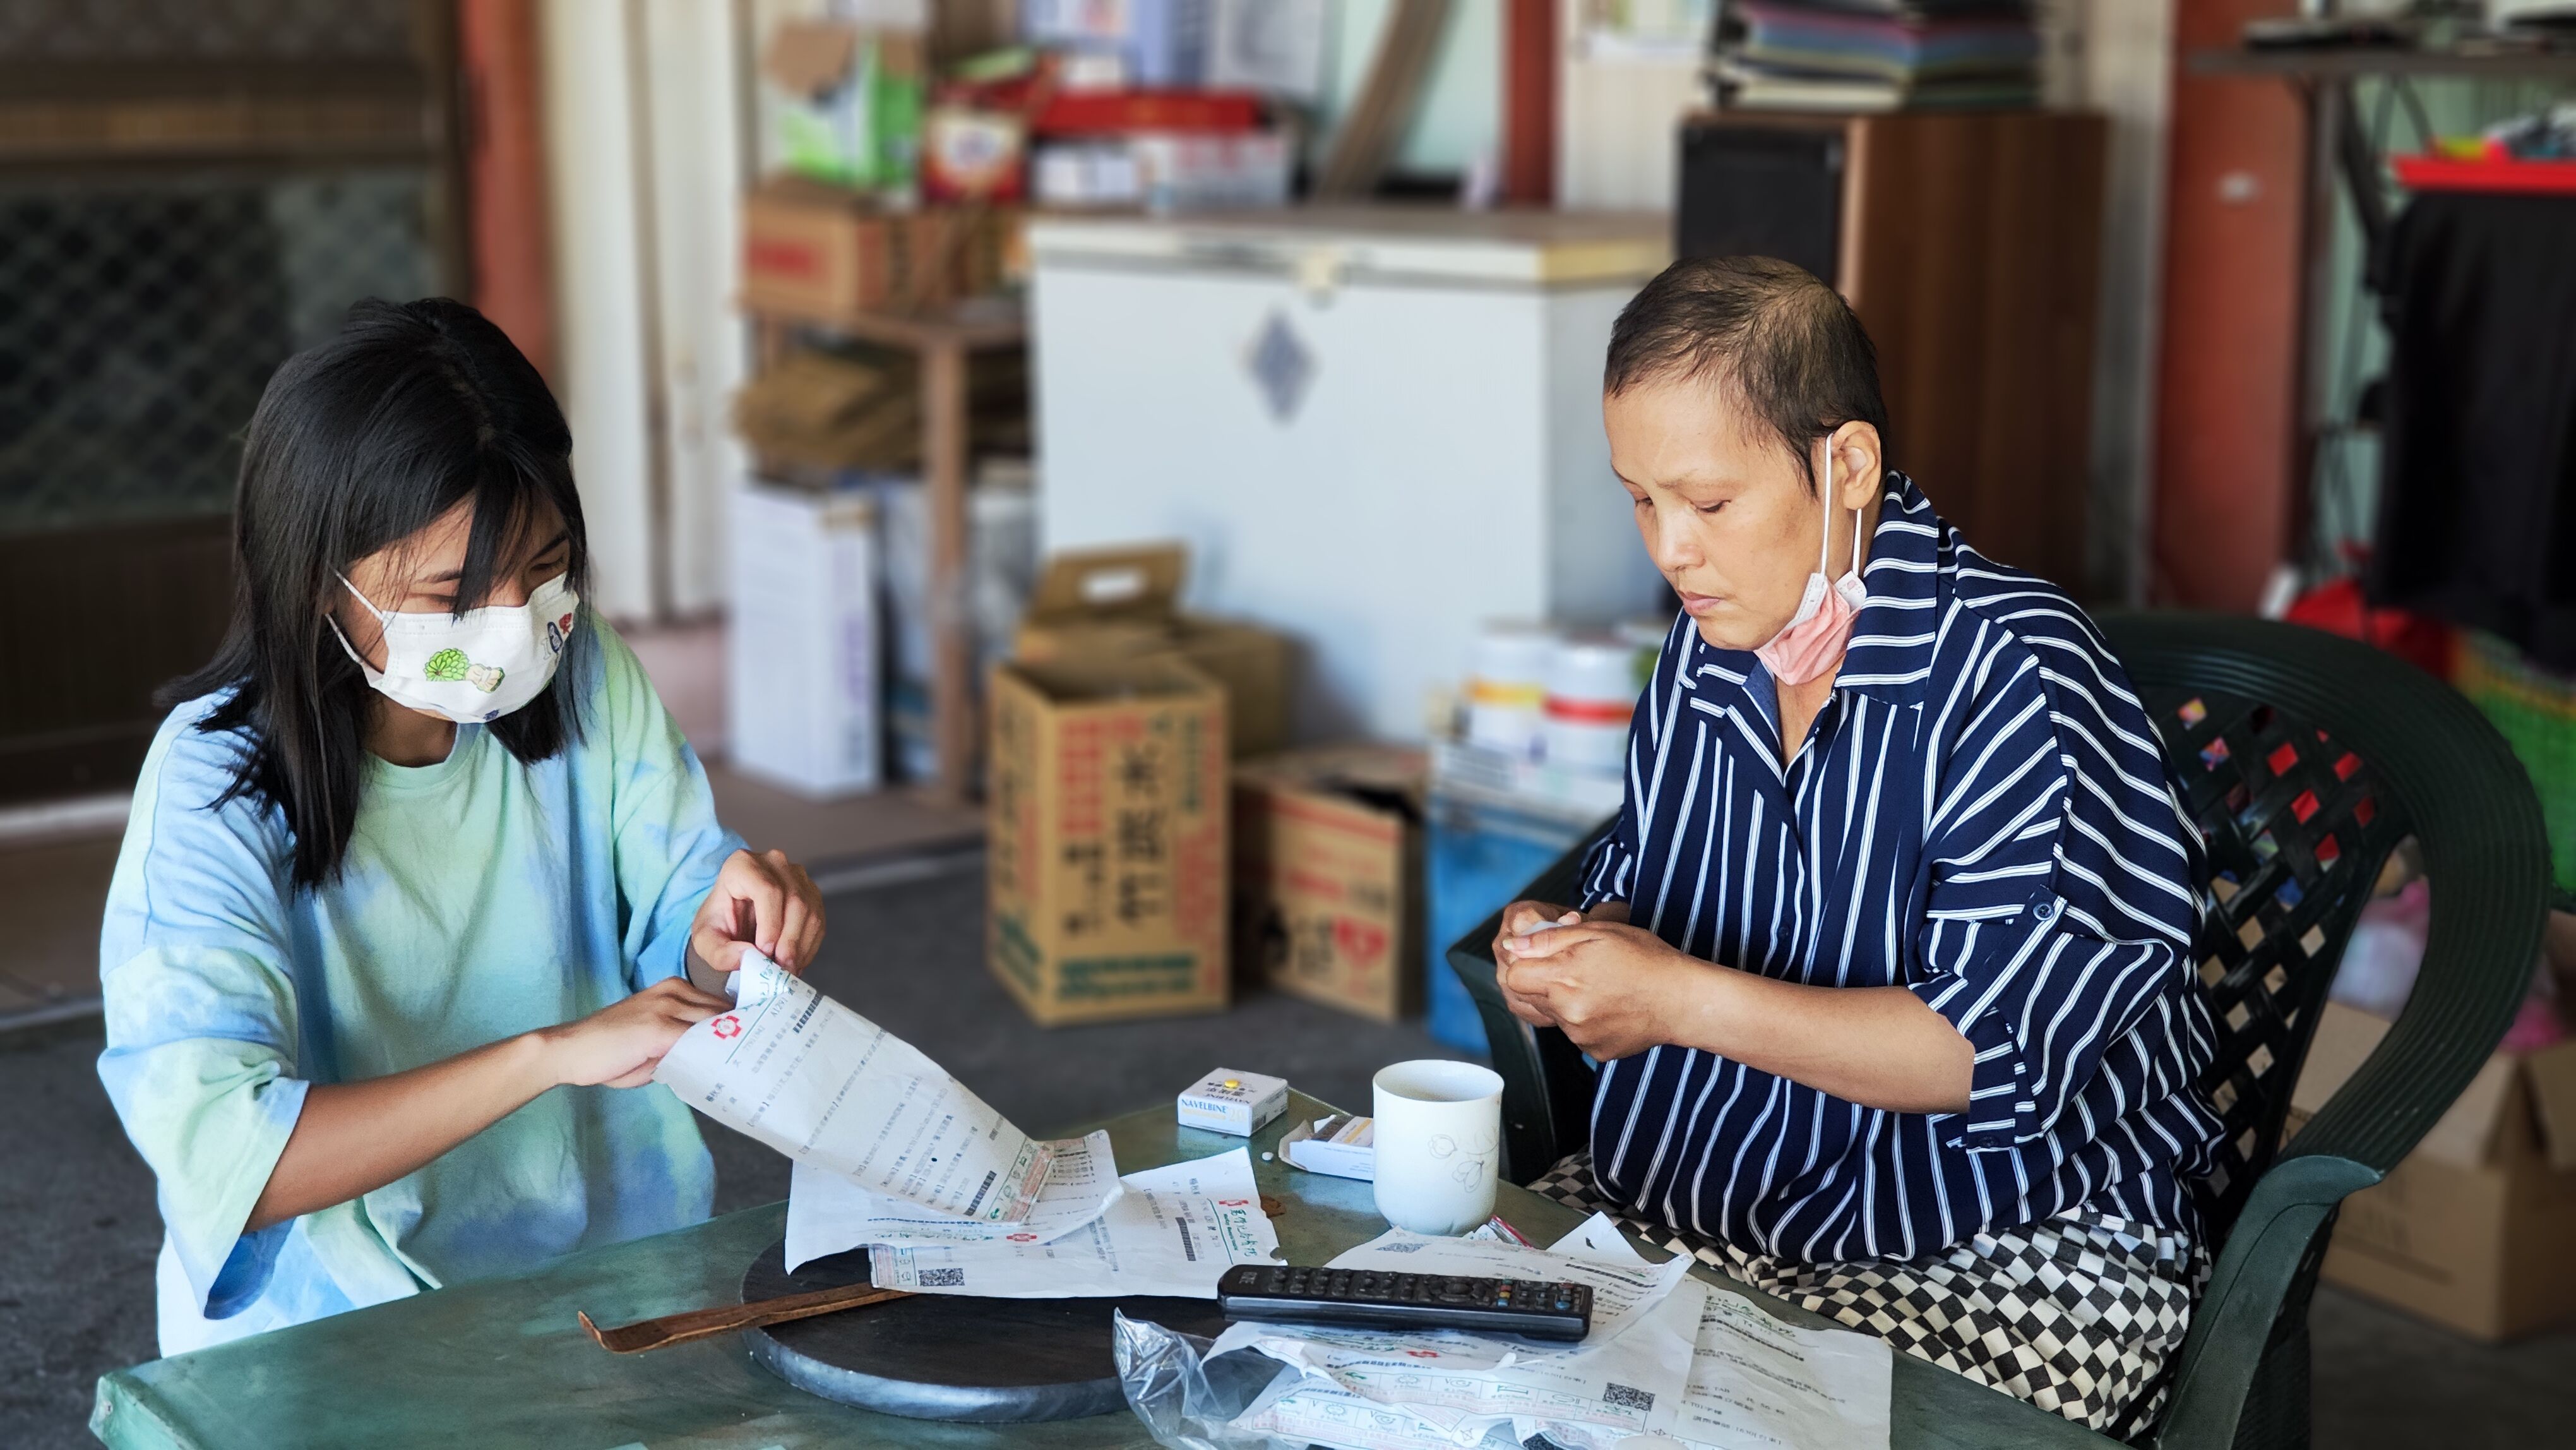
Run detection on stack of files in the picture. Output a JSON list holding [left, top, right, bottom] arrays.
[[1714, 0, 2039, 113]]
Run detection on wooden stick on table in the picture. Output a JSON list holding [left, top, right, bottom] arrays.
[[578, 1281, 912, 1355]]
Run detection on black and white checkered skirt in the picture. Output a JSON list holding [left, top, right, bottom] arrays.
[[1530, 1152, 2206, 1438]]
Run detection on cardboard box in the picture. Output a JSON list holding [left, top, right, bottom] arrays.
[[987, 656, 1229, 1026], [1233, 745, 1425, 1022], [742, 177, 1009, 318], [730, 350, 920, 472], [1014, 544, 1293, 760], [2289, 998, 2576, 1339], [725, 479, 881, 797]]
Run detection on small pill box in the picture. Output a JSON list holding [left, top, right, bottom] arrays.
[[1178, 1069, 1289, 1136]]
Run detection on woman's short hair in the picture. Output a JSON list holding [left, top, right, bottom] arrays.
[[1604, 255, 1892, 492]]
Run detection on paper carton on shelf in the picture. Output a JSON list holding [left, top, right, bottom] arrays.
[[1233, 745, 1425, 1022], [741, 176, 1010, 318], [760, 21, 923, 194], [2289, 998, 2576, 1339], [988, 656, 1230, 1026], [1013, 542, 1294, 760], [725, 479, 880, 797]]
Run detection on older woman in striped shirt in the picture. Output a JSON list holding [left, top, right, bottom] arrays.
[[1496, 256, 2224, 1434]]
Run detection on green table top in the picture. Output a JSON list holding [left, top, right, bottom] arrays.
[[93, 1093, 2104, 1449]]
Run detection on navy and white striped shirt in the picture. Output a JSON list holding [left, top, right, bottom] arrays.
[[1581, 473, 2223, 1264]]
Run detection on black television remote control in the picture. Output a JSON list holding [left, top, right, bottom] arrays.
[[1217, 1264, 1593, 1342]]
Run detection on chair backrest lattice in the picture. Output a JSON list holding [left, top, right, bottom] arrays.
[[2145, 684, 2414, 1245]]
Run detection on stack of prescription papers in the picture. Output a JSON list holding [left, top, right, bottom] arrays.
[[653, 954, 1279, 1296], [1214, 1214, 1892, 1450]]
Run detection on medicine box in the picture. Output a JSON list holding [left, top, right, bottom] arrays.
[[1178, 1068, 1287, 1136], [1279, 1112, 1374, 1181]]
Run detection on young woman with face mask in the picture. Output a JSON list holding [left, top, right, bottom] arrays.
[[98, 299, 826, 1353], [1491, 258, 2224, 1435]]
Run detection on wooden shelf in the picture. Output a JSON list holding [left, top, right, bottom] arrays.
[[742, 293, 1030, 805], [739, 296, 1026, 352], [2188, 45, 2576, 82]]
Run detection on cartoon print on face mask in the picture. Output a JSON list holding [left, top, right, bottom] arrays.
[[420, 648, 504, 693]]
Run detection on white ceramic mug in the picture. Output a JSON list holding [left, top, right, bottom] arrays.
[[1371, 1059, 1505, 1235]]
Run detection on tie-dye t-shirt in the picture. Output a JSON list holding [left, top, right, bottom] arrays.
[[97, 620, 742, 1354]]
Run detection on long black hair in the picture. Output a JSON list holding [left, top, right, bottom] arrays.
[[167, 297, 592, 887]]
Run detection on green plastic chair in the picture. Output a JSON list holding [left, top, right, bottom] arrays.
[[1445, 613, 2551, 1449]]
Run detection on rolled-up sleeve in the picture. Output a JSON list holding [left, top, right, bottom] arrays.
[[1578, 801, 1640, 911], [97, 715, 310, 1318], [1907, 640, 2203, 1152]]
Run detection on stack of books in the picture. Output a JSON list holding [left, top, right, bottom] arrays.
[[1713, 0, 2039, 113]]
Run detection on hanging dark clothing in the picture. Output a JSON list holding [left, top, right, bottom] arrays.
[[2367, 191, 2576, 669]]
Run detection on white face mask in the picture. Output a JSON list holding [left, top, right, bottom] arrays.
[[330, 572, 578, 724]]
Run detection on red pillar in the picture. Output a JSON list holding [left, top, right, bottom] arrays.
[[458, 0, 558, 385], [1502, 0, 1556, 208], [2150, 0, 2306, 611]]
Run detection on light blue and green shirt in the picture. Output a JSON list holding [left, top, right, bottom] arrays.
[[98, 621, 742, 1354]]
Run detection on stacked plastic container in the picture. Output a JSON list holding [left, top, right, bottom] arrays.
[[1541, 635, 1640, 774]]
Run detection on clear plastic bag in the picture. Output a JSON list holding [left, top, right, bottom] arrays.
[[1113, 1310, 1291, 1450], [1112, 1312, 1529, 1450]]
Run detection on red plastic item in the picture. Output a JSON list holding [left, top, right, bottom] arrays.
[[2282, 575, 2457, 680], [2394, 153, 2576, 196], [1033, 89, 1265, 137]]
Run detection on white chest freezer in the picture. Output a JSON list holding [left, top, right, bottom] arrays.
[[1028, 207, 1671, 744]]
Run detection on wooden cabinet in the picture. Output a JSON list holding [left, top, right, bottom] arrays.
[[1679, 110, 2109, 594]]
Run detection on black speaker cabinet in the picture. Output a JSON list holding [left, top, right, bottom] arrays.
[[1677, 111, 2108, 594]]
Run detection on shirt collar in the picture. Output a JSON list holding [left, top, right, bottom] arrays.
[[1683, 471, 1947, 709], [1834, 471, 1947, 704]]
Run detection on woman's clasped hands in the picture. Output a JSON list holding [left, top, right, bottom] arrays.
[[1492, 900, 1701, 1062]]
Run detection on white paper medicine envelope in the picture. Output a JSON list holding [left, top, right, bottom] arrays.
[[655, 952, 1053, 1223]]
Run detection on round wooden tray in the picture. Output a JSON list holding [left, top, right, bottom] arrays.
[[739, 1242, 1232, 1423]]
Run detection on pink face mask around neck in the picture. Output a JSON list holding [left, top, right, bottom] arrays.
[[1753, 440, 1868, 686]]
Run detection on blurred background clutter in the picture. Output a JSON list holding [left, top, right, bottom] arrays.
[[6, 1, 2576, 1446]]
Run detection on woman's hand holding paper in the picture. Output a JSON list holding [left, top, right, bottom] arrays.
[[542, 975, 734, 1089], [691, 847, 827, 974]]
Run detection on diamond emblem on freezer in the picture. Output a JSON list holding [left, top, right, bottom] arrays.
[[1247, 310, 1314, 422]]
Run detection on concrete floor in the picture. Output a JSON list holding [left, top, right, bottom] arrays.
[[7, 859, 2574, 1447], [0, 833, 117, 1018]]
